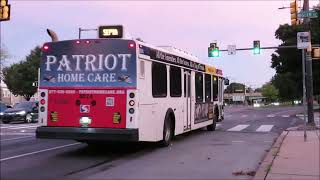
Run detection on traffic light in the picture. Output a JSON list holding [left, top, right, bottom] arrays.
[[0, 0, 10, 21], [290, 0, 298, 26], [208, 42, 220, 57], [253, 40, 260, 55]]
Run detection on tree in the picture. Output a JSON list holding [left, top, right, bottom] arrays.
[[261, 83, 279, 102], [254, 88, 262, 93], [270, 9, 320, 100], [3, 47, 41, 101], [0, 44, 10, 81], [224, 82, 245, 93]]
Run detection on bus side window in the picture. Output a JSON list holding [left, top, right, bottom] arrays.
[[152, 62, 167, 98], [205, 74, 211, 102], [195, 72, 203, 102], [170, 66, 182, 97], [139, 60, 145, 79]]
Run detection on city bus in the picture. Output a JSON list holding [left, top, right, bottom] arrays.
[[36, 25, 227, 146]]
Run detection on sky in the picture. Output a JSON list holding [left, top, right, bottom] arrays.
[[1, 0, 319, 88]]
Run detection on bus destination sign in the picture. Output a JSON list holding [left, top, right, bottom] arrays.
[[98, 25, 123, 38]]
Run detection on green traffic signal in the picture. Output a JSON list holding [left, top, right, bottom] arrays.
[[253, 40, 260, 55], [212, 48, 220, 57], [253, 47, 260, 54], [208, 47, 219, 57]]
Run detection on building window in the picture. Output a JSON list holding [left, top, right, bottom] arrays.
[[205, 74, 211, 102], [170, 66, 182, 97], [152, 62, 167, 97], [195, 72, 203, 102]]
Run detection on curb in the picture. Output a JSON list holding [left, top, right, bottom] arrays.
[[253, 131, 288, 180]]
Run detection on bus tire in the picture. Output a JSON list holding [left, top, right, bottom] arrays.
[[207, 115, 217, 131], [160, 116, 174, 147]]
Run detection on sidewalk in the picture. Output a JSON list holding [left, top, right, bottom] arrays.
[[254, 129, 320, 180]]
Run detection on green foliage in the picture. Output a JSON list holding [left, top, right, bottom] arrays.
[[254, 88, 262, 93], [0, 44, 10, 80], [3, 47, 41, 100], [224, 82, 245, 93], [261, 83, 279, 102], [271, 9, 320, 100]]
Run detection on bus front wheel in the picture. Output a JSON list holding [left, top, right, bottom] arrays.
[[207, 115, 217, 131]]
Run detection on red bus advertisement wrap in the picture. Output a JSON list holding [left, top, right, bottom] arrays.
[[47, 89, 127, 128]]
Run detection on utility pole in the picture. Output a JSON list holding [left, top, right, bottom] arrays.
[[303, 0, 315, 125]]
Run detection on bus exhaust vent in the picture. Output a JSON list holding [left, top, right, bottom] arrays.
[[46, 29, 59, 42]]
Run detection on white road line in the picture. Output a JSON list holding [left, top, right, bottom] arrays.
[[232, 140, 244, 143], [6, 125, 39, 130], [227, 124, 249, 131], [0, 125, 38, 129], [216, 124, 222, 129], [267, 115, 275, 118], [0, 142, 81, 162], [263, 140, 273, 143], [241, 115, 248, 118], [0, 124, 38, 128], [0, 132, 35, 135], [0, 136, 34, 142], [281, 115, 290, 118], [256, 125, 274, 132]]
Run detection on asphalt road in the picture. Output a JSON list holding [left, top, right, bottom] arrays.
[[0, 105, 305, 180]]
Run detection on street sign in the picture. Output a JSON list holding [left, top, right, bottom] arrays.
[[227, 45, 236, 55], [232, 95, 245, 102], [297, 10, 318, 19], [297, 32, 310, 49]]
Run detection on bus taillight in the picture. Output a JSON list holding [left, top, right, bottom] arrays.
[[40, 107, 45, 112], [129, 92, 135, 98], [129, 100, 135, 106], [40, 92, 46, 97], [42, 44, 49, 51], [128, 42, 135, 48], [40, 99, 46, 105], [76, 40, 81, 44]]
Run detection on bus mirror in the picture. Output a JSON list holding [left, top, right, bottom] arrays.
[[224, 79, 229, 85]]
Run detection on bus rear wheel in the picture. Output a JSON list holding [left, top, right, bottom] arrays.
[[207, 115, 217, 131], [160, 118, 173, 147]]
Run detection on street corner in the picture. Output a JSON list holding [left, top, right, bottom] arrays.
[[253, 131, 288, 180]]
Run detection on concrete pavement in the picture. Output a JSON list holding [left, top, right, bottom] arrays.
[[254, 128, 320, 180]]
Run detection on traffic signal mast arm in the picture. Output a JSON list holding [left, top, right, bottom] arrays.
[[218, 44, 320, 52]]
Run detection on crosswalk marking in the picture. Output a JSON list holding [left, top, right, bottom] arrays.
[[227, 124, 249, 131], [256, 125, 274, 132]]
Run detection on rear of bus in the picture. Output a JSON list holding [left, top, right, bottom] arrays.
[[36, 38, 139, 142]]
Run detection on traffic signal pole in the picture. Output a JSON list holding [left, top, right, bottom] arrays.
[[303, 0, 314, 125]]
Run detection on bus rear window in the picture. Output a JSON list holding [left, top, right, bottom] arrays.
[[40, 39, 137, 88]]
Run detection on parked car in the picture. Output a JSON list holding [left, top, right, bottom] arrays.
[[2, 101, 38, 124], [0, 102, 11, 121]]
